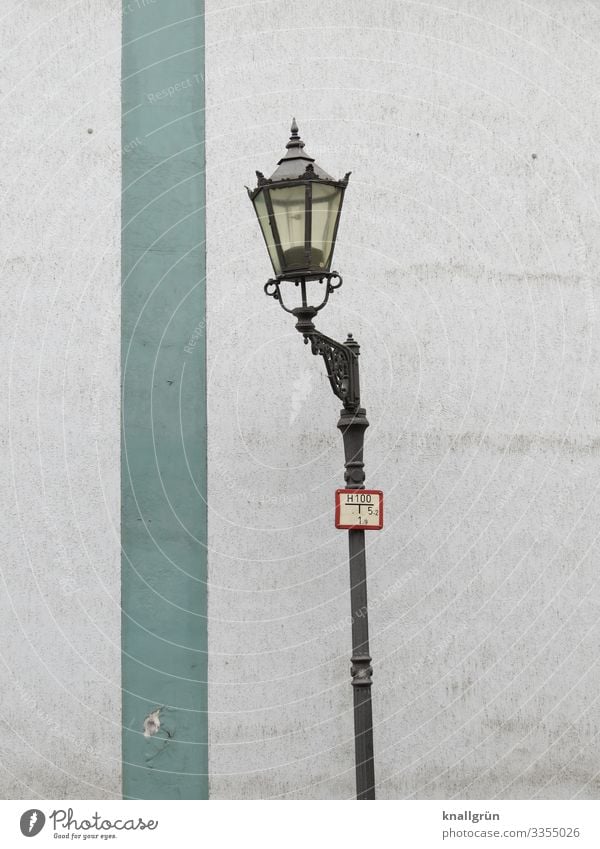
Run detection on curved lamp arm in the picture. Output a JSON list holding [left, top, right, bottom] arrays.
[[264, 277, 361, 411]]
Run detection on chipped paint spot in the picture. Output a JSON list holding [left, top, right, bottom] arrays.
[[143, 708, 161, 738]]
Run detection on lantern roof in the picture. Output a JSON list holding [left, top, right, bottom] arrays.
[[249, 120, 351, 195], [267, 118, 334, 182]]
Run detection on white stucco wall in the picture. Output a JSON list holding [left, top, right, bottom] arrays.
[[0, 2, 121, 797], [206, 1, 600, 798]]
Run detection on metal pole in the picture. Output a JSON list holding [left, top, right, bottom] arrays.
[[290, 309, 376, 799], [338, 335, 375, 800], [348, 528, 375, 799]]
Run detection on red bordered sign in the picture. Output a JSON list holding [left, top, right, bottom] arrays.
[[335, 489, 384, 530]]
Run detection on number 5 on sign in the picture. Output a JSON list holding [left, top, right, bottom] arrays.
[[335, 489, 384, 530]]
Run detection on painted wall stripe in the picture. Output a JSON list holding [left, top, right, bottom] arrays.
[[121, 0, 207, 800]]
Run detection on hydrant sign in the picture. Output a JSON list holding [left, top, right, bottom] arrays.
[[335, 489, 383, 530]]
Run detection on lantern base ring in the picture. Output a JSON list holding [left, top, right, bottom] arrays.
[[264, 271, 343, 315]]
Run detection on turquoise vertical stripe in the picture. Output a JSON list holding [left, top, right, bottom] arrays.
[[121, 0, 207, 800]]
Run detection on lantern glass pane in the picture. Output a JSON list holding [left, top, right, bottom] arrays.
[[252, 190, 281, 274], [311, 183, 343, 270], [269, 184, 307, 270]]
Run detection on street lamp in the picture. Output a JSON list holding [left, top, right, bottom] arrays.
[[248, 120, 377, 801]]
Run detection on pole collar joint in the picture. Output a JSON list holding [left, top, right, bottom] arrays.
[[351, 655, 373, 687]]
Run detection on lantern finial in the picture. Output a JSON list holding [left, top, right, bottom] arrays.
[[286, 117, 304, 151]]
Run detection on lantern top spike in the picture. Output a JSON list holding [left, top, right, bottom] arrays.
[[286, 117, 302, 149]]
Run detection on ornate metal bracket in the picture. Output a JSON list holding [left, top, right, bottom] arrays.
[[305, 329, 359, 410]]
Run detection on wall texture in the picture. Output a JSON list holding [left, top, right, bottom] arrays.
[[206, 0, 600, 798], [0, 1, 121, 797]]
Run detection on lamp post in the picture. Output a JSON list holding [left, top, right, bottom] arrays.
[[247, 120, 376, 800]]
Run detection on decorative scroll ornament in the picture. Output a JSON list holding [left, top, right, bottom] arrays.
[[307, 332, 357, 408]]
